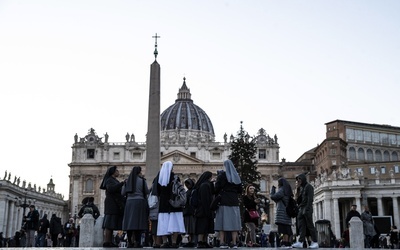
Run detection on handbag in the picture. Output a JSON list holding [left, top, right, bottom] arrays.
[[148, 194, 158, 209], [248, 209, 260, 220]]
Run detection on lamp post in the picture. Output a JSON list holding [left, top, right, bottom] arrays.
[[19, 188, 29, 228]]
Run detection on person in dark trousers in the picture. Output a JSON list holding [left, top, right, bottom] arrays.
[[389, 225, 399, 249], [49, 214, 63, 247], [0, 232, 4, 247], [36, 214, 50, 247], [345, 204, 361, 226], [63, 218, 76, 247], [292, 173, 319, 249], [243, 184, 261, 247], [183, 178, 196, 247], [270, 178, 293, 248], [100, 166, 126, 248], [24, 204, 40, 247], [361, 205, 376, 248]]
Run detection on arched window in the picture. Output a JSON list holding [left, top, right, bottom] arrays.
[[367, 149, 373, 161], [384, 151, 390, 161], [375, 150, 382, 162], [85, 179, 94, 193], [392, 152, 399, 161], [349, 147, 356, 160], [358, 148, 365, 161]]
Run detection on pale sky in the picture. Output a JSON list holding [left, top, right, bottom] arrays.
[[1, 0, 399, 199]]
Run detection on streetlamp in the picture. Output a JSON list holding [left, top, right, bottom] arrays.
[[19, 188, 36, 227], [19, 188, 29, 228]]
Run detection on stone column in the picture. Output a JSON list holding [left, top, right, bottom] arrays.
[[324, 198, 332, 221], [392, 197, 399, 228], [333, 198, 340, 239], [93, 216, 104, 247], [377, 196, 383, 216], [355, 197, 361, 209], [79, 214, 95, 247], [8, 200, 15, 238], [1, 199, 9, 237], [146, 60, 161, 187], [349, 217, 364, 248]]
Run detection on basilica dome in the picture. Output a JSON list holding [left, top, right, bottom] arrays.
[[160, 78, 215, 141]]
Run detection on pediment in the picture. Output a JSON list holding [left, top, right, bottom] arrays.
[[161, 150, 204, 165]]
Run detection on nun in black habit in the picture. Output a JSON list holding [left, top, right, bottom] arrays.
[[193, 171, 215, 248], [100, 166, 125, 248], [122, 166, 149, 248]]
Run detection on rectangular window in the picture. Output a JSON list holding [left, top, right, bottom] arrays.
[[372, 132, 379, 143], [381, 133, 389, 144], [259, 149, 266, 159], [364, 131, 371, 142], [132, 152, 142, 160], [356, 130, 363, 141], [357, 168, 363, 174], [381, 166, 386, 174], [113, 152, 120, 160], [212, 152, 221, 160], [389, 134, 397, 145], [260, 180, 266, 192], [87, 149, 95, 159], [346, 128, 355, 140], [394, 165, 399, 173], [190, 152, 196, 158], [330, 149, 336, 155], [370, 166, 376, 175]]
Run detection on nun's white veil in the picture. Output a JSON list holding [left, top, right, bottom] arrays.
[[158, 161, 173, 186], [224, 159, 241, 185]]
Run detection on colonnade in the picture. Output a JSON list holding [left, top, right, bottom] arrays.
[[313, 194, 400, 239]]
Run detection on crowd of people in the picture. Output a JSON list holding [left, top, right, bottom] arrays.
[[342, 204, 400, 248], [6, 160, 398, 249], [99, 161, 322, 249], [0, 194, 103, 247], [1, 207, 83, 247]]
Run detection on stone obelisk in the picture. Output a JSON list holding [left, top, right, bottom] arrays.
[[146, 33, 161, 186]]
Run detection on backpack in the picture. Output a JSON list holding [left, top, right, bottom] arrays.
[[189, 188, 199, 208], [169, 175, 187, 208], [286, 196, 298, 218]]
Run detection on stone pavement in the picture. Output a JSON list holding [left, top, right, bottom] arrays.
[[0, 247, 369, 249]]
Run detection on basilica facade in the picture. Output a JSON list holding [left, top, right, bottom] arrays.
[[68, 80, 282, 223]]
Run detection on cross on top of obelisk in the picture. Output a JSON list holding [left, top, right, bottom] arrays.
[[152, 33, 160, 59]]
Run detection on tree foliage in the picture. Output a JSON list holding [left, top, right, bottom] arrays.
[[228, 122, 261, 188]]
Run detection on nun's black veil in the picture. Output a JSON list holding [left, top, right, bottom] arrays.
[[193, 171, 212, 190], [124, 166, 141, 193], [100, 166, 117, 190]]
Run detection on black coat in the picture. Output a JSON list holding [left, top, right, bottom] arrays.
[[243, 195, 259, 225], [104, 176, 125, 215], [38, 216, 50, 233], [25, 209, 39, 230], [215, 172, 242, 206], [157, 172, 183, 213], [78, 203, 100, 219], [194, 180, 214, 218], [49, 215, 63, 235], [345, 210, 361, 226]]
